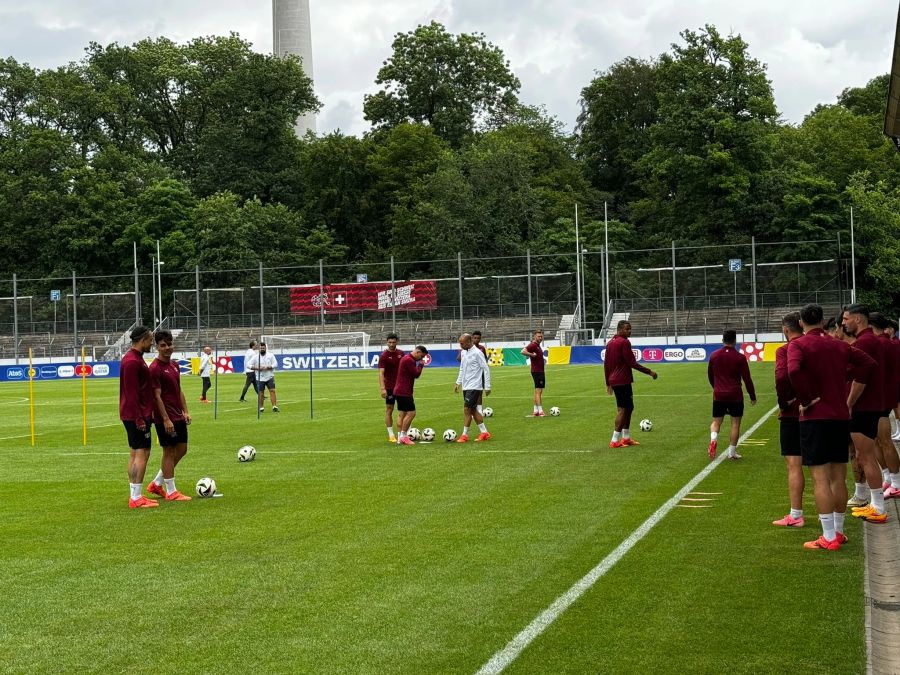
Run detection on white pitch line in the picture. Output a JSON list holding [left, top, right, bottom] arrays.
[[475, 405, 778, 675]]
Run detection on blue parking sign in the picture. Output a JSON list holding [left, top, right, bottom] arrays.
[[728, 259, 742, 273], [50, 290, 61, 301]]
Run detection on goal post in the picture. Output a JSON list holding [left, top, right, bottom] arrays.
[[559, 328, 596, 346], [261, 332, 372, 367]]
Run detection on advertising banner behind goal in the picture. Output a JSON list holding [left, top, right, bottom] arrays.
[[289, 281, 438, 315]]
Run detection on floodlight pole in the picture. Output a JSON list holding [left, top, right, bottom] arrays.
[[457, 252, 464, 322], [574, 204, 582, 327], [133, 242, 140, 326], [319, 258, 325, 329], [195, 266, 201, 350], [258, 261, 264, 337], [72, 270, 78, 358], [526, 249, 533, 325], [390, 255, 396, 333], [671, 241, 678, 343], [12, 273, 18, 365], [850, 207, 857, 303], [604, 202, 610, 312], [156, 240, 163, 328], [751, 236, 758, 342]]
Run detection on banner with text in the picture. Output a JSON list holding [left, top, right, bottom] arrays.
[[289, 281, 438, 315]]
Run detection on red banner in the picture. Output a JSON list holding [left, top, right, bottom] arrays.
[[290, 281, 438, 315]]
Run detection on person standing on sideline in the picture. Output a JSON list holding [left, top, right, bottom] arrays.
[[198, 345, 212, 403], [788, 303, 876, 550], [522, 330, 546, 416], [146, 330, 192, 502], [392, 346, 428, 446], [773, 312, 804, 527], [378, 333, 404, 442], [248, 342, 279, 413], [707, 329, 757, 460], [239, 341, 258, 402], [604, 320, 658, 448], [454, 333, 491, 443], [842, 305, 890, 523], [119, 326, 158, 509]]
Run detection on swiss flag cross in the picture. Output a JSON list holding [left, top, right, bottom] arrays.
[[216, 356, 234, 374], [421, 354, 432, 366]]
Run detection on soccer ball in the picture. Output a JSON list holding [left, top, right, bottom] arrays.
[[482, 407, 493, 418], [640, 419, 653, 432], [407, 427, 421, 441], [443, 429, 457, 442], [195, 477, 217, 498], [237, 445, 256, 462], [422, 427, 436, 442], [549, 406, 560, 417]]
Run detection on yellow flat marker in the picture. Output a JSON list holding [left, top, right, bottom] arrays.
[[681, 497, 715, 502], [689, 492, 723, 495], [676, 504, 713, 509]]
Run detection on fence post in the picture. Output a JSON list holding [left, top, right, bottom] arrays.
[[574, 204, 582, 326], [12, 274, 18, 365], [751, 236, 758, 342], [258, 261, 264, 337], [72, 270, 78, 358], [526, 249, 533, 326], [195, 265, 201, 350], [671, 241, 678, 344], [457, 252, 464, 322], [319, 258, 325, 329], [390, 255, 396, 334], [133, 242, 140, 327]]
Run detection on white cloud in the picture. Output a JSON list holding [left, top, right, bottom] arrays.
[[0, 0, 895, 134]]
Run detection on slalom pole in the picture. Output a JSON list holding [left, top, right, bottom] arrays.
[[214, 342, 219, 420], [28, 348, 35, 447], [81, 346, 87, 445]]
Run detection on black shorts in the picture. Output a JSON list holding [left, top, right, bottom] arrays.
[[531, 372, 545, 389], [850, 410, 880, 439], [154, 420, 188, 447], [123, 419, 153, 450], [258, 378, 276, 391], [395, 396, 415, 412], [463, 390, 481, 409], [800, 419, 851, 466], [779, 417, 801, 457], [612, 384, 634, 411], [385, 388, 395, 406], [712, 400, 744, 419]]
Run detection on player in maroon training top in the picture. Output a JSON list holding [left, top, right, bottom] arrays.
[[146, 330, 192, 502], [378, 333, 404, 442], [392, 345, 428, 445], [788, 304, 876, 550], [870, 313, 900, 499], [841, 305, 890, 523], [604, 320, 657, 447], [521, 330, 546, 416], [707, 329, 757, 460], [119, 326, 157, 509], [772, 313, 805, 528]]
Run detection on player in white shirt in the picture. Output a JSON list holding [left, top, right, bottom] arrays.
[[239, 341, 258, 402], [247, 342, 279, 413], [453, 333, 491, 443], [198, 345, 212, 404]]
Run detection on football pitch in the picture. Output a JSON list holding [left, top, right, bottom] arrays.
[[0, 363, 866, 673]]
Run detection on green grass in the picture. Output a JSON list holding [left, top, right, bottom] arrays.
[[0, 363, 865, 673]]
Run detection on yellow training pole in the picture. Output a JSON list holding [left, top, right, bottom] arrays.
[[81, 346, 88, 446], [28, 348, 35, 447]]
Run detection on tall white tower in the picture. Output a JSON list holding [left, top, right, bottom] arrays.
[[273, 0, 316, 136]]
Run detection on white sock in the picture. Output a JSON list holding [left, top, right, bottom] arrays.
[[478, 423, 487, 433], [854, 482, 868, 499], [891, 473, 900, 490], [398, 431, 406, 440], [151, 470, 164, 486], [462, 426, 470, 436], [819, 513, 836, 541], [533, 405, 539, 413], [790, 508, 803, 519], [726, 445, 736, 457], [537, 406, 543, 413], [612, 431, 621, 442], [882, 468, 890, 485], [476, 405, 483, 414], [871, 487, 885, 512], [129, 483, 142, 500], [387, 427, 395, 439], [711, 431, 718, 441], [164, 478, 176, 495], [623, 428, 631, 439], [833, 511, 845, 534]]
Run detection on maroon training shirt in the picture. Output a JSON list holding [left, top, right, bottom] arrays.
[[787, 328, 876, 421], [392, 354, 423, 397], [119, 348, 153, 421], [149, 358, 185, 423], [851, 328, 885, 412], [524, 341, 544, 373], [604, 335, 651, 386], [774, 343, 798, 418], [877, 333, 900, 409], [708, 345, 756, 403], [378, 348, 404, 390]]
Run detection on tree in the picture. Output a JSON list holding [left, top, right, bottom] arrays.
[[363, 21, 520, 147]]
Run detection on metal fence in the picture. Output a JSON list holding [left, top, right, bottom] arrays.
[[0, 234, 857, 361]]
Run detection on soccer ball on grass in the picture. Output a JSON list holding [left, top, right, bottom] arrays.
[[639, 419, 653, 432], [482, 407, 493, 418], [237, 445, 256, 462], [407, 428, 421, 441], [421, 428, 435, 442], [195, 477, 217, 498], [443, 429, 457, 442], [549, 406, 560, 417]]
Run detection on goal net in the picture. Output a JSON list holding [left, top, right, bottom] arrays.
[[262, 332, 371, 368]]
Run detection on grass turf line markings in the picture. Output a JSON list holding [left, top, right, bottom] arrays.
[[475, 404, 778, 675]]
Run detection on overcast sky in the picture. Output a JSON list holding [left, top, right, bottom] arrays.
[[1, 0, 896, 135]]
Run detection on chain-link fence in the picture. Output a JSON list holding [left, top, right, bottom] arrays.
[[0, 235, 856, 360]]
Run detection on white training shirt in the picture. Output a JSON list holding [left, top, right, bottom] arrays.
[[456, 347, 491, 391], [244, 348, 256, 374], [247, 352, 277, 383], [199, 352, 212, 377]]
